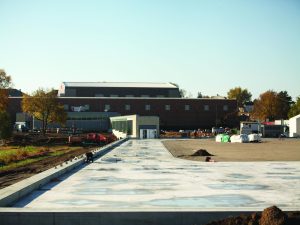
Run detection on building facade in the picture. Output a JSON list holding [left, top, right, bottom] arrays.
[[110, 115, 159, 139], [58, 82, 181, 98], [289, 114, 300, 137], [7, 82, 238, 131], [8, 97, 238, 131]]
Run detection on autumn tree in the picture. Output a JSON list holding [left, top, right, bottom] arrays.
[[0, 69, 12, 111], [22, 89, 67, 134], [0, 70, 13, 143], [227, 87, 252, 107], [288, 96, 300, 118], [252, 90, 281, 121], [0, 111, 13, 144]]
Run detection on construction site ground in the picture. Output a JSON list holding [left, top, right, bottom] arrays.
[[0, 145, 97, 189], [162, 138, 300, 162]]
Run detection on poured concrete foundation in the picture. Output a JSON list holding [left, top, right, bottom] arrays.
[[1, 139, 300, 224]]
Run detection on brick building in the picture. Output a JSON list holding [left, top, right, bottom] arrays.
[[8, 82, 238, 131]]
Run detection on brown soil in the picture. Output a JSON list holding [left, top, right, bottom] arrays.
[[162, 138, 300, 162], [190, 149, 214, 156], [206, 206, 300, 225], [0, 145, 95, 189]]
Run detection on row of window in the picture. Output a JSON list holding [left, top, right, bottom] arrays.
[[95, 94, 166, 98], [111, 120, 133, 135], [65, 104, 229, 112], [67, 117, 107, 120], [104, 104, 229, 111]]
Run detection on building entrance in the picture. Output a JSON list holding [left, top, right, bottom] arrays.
[[139, 129, 157, 139]]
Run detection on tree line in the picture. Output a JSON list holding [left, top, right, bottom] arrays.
[[175, 84, 300, 121], [0, 70, 66, 142], [227, 87, 300, 121], [1, 70, 300, 142]]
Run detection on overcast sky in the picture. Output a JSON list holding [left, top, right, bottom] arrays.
[[0, 0, 299, 99]]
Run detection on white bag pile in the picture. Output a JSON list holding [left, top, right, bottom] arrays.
[[248, 133, 261, 142], [215, 134, 223, 142], [230, 134, 249, 143]]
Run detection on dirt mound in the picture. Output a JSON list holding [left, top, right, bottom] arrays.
[[206, 206, 299, 225], [191, 149, 214, 156], [260, 206, 287, 225], [207, 212, 260, 225]]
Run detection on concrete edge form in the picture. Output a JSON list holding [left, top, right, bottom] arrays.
[[0, 210, 256, 225], [0, 208, 298, 225], [0, 138, 128, 207]]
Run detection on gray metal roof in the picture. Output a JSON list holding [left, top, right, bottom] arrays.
[[62, 82, 178, 89]]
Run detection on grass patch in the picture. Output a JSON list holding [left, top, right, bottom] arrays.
[[0, 145, 82, 170], [0, 156, 49, 171], [0, 146, 49, 165]]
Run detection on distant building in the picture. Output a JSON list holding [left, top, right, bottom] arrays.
[[8, 89, 24, 97], [58, 82, 181, 98], [210, 96, 227, 99], [289, 114, 300, 137], [0, 88, 24, 97], [110, 115, 159, 139], [8, 82, 238, 132]]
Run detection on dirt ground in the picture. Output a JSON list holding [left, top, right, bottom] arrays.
[[162, 138, 300, 162], [0, 146, 95, 189], [206, 206, 300, 225]]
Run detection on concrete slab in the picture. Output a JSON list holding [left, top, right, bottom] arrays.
[[0, 138, 127, 207], [10, 139, 300, 210]]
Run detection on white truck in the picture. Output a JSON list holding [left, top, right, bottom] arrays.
[[240, 121, 261, 135]]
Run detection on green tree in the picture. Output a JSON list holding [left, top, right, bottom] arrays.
[[22, 88, 67, 134], [227, 87, 252, 107], [277, 91, 294, 119], [170, 82, 187, 98], [252, 90, 281, 121], [288, 96, 300, 118], [197, 92, 203, 98], [0, 69, 12, 111], [0, 111, 13, 144]]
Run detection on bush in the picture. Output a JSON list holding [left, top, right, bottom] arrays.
[[0, 111, 13, 142]]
